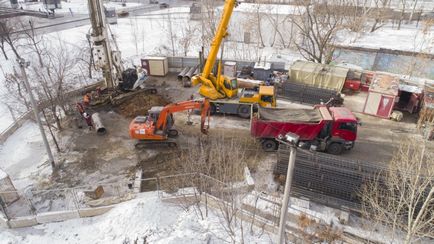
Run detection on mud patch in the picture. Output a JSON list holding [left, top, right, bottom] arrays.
[[116, 94, 170, 118]]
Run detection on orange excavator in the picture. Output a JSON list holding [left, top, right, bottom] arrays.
[[129, 99, 211, 148]]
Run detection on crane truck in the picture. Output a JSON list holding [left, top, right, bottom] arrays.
[[129, 99, 211, 148], [191, 0, 276, 118], [251, 105, 358, 155]]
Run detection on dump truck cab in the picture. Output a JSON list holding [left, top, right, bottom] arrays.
[[239, 86, 276, 107], [328, 107, 358, 145]]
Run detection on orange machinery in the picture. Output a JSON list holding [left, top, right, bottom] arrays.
[[129, 99, 210, 148]]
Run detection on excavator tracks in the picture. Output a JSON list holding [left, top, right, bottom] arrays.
[[134, 139, 178, 149]]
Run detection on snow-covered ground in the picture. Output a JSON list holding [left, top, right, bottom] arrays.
[[0, 192, 275, 243], [337, 24, 434, 53], [0, 121, 52, 190]]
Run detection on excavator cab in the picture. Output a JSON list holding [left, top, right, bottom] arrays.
[[147, 107, 175, 134]]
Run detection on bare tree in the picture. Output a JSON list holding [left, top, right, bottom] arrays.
[[181, 24, 199, 57], [162, 131, 260, 243], [370, 0, 392, 32], [361, 141, 434, 243], [291, 1, 346, 64], [0, 18, 23, 59]]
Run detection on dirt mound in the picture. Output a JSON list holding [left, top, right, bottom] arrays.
[[117, 94, 170, 118]]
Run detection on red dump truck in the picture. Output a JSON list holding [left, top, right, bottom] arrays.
[[251, 106, 358, 155]]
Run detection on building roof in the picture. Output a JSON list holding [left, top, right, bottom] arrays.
[[369, 73, 399, 96]]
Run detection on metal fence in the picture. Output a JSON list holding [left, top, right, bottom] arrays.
[[167, 56, 286, 72], [0, 182, 131, 220], [277, 82, 342, 105], [275, 145, 386, 210]]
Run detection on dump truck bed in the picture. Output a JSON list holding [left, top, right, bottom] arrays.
[[251, 107, 331, 141]]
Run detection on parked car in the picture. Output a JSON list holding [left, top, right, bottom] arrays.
[[159, 3, 169, 8]]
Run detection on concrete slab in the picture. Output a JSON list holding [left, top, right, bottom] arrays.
[[78, 206, 114, 218], [8, 216, 37, 228], [0, 215, 9, 228], [36, 210, 79, 224]]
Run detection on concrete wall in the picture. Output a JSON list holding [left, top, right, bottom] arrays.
[[0, 215, 9, 228], [36, 210, 80, 224], [2, 205, 116, 229], [333, 46, 434, 80], [167, 56, 286, 72]]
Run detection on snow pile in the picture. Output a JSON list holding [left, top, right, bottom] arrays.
[[0, 192, 274, 243]]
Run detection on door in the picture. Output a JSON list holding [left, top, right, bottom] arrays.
[[377, 95, 394, 118]]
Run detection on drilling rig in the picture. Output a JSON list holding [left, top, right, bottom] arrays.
[[86, 0, 155, 105]]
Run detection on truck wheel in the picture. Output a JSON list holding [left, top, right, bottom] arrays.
[[168, 129, 179, 138], [237, 105, 250, 119], [262, 139, 277, 152], [327, 143, 343, 155]]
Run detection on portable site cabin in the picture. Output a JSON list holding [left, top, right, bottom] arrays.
[[289, 60, 349, 92], [141, 57, 169, 77], [363, 73, 399, 118]]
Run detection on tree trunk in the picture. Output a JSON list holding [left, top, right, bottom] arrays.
[[42, 109, 61, 153], [0, 43, 8, 60]]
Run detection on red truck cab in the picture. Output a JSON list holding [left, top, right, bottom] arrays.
[[251, 105, 358, 155]]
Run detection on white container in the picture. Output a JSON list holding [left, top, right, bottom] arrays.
[[224, 61, 237, 78], [143, 56, 169, 77]]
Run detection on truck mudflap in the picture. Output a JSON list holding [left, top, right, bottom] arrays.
[[344, 141, 355, 150]]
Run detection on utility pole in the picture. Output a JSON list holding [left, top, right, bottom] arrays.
[[277, 133, 299, 244], [18, 59, 55, 170]]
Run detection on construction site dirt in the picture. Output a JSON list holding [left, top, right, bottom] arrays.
[[37, 73, 433, 196]]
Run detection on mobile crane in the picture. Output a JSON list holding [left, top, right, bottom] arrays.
[[191, 0, 276, 118], [129, 99, 211, 148]]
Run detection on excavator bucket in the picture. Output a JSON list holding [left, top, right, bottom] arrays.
[[200, 99, 211, 134]]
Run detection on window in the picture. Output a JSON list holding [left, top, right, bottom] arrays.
[[231, 79, 237, 89], [224, 80, 231, 89], [261, 95, 273, 103], [338, 122, 357, 132]]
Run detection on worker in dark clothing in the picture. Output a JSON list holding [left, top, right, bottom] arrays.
[[76, 102, 85, 115]]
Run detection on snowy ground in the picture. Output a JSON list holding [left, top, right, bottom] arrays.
[[0, 121, 52, 190], [0, 192, 275, 244]]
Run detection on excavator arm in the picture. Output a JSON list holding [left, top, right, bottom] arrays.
[[156, 99, 210, 134], [192, 0, 238, 100]]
